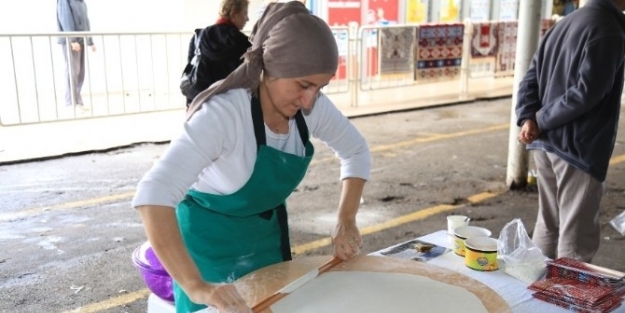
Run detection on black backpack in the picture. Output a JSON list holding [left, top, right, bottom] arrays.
[[180, 28, 210, 103]]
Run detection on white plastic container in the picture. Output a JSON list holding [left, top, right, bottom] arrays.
[[147, 293, 175, 313]]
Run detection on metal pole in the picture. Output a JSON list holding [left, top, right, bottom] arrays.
[[460, 0, 471, 20], [349, 23, 359, 107], [117, 35, 127, 111], [9, 37, 22, 124], [29, 36, 42, 122], [459, 18, 472, 99], [430, 0, 441, 23], [505, 0, 542, 189], [65, 37, 77, 109], [543, 0, 553, 18]]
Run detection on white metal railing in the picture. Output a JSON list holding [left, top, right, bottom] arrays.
[[357, 25, 417, 92], [0, 31, 191, 125], [1, 22, 521, 126]]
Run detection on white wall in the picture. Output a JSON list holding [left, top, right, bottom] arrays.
[[0, 0, 58, 33], [0, 0, 264, 34], [89, 0, 186, 32], [0, 0, 185, 33], [182, 0, 265, 32]]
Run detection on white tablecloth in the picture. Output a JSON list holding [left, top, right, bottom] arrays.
[[150, 230, 625, 313], [371, 230, 625, 313]]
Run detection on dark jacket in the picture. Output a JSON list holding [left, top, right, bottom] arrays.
[[185, 23, 251, 104], [516, 0, 625, 182], [57, 0, 93, 45]]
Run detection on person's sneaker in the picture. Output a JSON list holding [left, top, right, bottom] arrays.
[[74, 105, 90, 116]]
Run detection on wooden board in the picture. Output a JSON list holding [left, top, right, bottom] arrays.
[[233, 255, 511, 313]]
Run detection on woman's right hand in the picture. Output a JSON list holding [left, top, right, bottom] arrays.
[[186, 281, 252, 313]]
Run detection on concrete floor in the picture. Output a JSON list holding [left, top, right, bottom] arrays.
[[2, 95, 625, 313]]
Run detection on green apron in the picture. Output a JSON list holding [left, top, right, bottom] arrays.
[[173, 95, 314, 313]]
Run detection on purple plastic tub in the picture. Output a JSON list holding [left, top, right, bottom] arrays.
[[132, 241, 174, 302]]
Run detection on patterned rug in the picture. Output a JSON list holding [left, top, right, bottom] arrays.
[[471, 22, 498, 58], [495, 20, 518, 74], [470, 22, 498, 77], [379, 27, 416, 75], [415, 23, 464, 81]]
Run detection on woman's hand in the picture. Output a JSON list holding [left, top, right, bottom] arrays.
[[331, 219, 362, 260], [518, 119, 540, 144], [185, 281, 252, 313], [332, 177, 366, 260]]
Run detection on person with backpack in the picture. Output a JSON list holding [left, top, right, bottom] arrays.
[[181, 0, 252, 108], [133, 2, 370, 312]]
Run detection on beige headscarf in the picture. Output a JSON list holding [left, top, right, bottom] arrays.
[[186, 1, 339, 120]]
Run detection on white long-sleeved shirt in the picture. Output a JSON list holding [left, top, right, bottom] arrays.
[[132, 89, 371, 209]]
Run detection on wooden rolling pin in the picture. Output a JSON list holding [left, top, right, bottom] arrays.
[[251, 256, 342, 313]]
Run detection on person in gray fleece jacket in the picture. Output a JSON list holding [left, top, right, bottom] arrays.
[[516, 0, 625, 263], [57, 0, 95, 108]]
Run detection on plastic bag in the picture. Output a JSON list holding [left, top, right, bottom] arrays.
[[609, 211, 625, 236], [497, 218, 547, 284]]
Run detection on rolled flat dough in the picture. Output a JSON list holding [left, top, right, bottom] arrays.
[[270, 271, 488, 313]]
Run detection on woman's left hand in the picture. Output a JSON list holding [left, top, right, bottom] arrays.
[[331, 220, 362, 260]]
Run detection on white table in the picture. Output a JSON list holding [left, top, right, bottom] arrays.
[[371, 230, 625, 313], [147, 230, 625, 313]]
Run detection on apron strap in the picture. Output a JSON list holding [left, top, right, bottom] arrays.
[[250, 92, 309, 150], [276, 203, 293, 261], [250, 93, 300, 261], [251, 94, 267, 149], [294, 110, 309, 144], [258, 203, 292, 261]]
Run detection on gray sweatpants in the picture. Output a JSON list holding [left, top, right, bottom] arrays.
[[62, 43, 86, 106], [532, 150, 605, 263]]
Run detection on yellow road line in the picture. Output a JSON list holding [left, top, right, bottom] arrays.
[[65, 190, 502, 312], [14, 123, 625, 312], [11, 126, 625, 222], [13, 124, 509, 221], [467, 191, 501, 203], [359, 204, 458, 235], [59, 289, 150, 313], [0, 192, 135, 222], [291, 191, 501, 255], [610, 154, 625, 165], [310, 123, 510, 165], [370, 123, 509, 153]]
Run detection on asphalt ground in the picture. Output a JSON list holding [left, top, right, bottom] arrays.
[[1, 96, 625, 313]]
